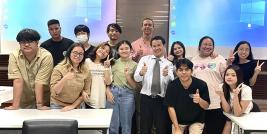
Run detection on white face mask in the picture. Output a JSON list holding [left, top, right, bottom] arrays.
[[77, 34, 88, 44]]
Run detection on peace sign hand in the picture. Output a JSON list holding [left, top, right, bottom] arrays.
[[227, 50, 237, 65], [104, 55, 114, 68], [255, 60, 265, 74]]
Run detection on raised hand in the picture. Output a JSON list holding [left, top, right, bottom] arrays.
[[104, 55, 114, 68], [193, 89, 200, 104], [215, 90, 224, 98], [227, 50, 237, 65], [139, 63, 147, 76], [64, 71, 75, 80], [167, 54, 174, 62], [210, 51, 219, 59], [162, 66, 169, 76], [233, 82, 243, 97], [255, 60, 265, 74], [136, 45, 144, 56], [124, 62, 130, 75]]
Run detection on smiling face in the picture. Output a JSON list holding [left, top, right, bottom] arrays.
[[96, 45, 110, 60], [142, 19, 154, 36], [151, 39, 165, 58], [199, 38, 214, 57], [173, 43, 184, 58], [118, 43, 131, 58], [70, 46, 84, 66], [237, 43, 250, 60], [107, 27, 120, 41], [224, 68, 238, 87]]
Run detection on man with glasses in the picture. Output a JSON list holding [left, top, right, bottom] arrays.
[[41, 19, 74, 66], [5, 28, 53, 110], [106, 23, 122, 59]]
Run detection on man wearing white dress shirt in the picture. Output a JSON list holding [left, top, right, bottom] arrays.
[[134, 36, 174, 134]]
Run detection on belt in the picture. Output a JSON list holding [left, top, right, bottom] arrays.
[[150, 94, 162, 99]]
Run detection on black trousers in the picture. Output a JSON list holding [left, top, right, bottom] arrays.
[[140, 94, 171, 134], [202, 108, 226, 134]]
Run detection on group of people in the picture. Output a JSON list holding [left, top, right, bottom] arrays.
[[5, 17, 264, 134]]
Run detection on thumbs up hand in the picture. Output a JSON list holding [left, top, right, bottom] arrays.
[[162, 66, 169, 76], [139, 63, 148, 76], [193, 89, 201, 104]]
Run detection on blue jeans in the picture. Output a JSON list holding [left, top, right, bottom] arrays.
[[106, 85, 135, 134]]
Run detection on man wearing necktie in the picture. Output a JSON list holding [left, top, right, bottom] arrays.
[[134, 36, 174, 134]]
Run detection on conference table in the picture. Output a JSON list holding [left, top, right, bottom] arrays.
[[223, 112, 267, 134], [0, 109, 113, 134], [0, 86, 13, 107]]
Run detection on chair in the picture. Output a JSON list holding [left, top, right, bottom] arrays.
[[251, 101, 261, 112], [22, 119, 78, 134]]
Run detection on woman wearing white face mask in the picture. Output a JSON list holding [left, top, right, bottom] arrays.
[[74, 24, 95, 58]]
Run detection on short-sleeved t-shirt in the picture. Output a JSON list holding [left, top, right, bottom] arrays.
[[8, 48, 53, 108], [234, 61, 256, 86], [164, 77, 210, 125], [41, 37, 74, 66]]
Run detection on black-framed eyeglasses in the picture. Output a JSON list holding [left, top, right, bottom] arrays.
[[19, 41, 36, 46], [71, 51, 84, 58]]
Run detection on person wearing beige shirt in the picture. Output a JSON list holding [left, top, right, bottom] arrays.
[[50, 43, 91, 112], [6, 28, 53, 110]]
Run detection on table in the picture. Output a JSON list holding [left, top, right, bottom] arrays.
[[223, 112, 267, 134], [0, 109, 113, 134], [0, 86, 13, 106]]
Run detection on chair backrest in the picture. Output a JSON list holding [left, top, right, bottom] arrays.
[[22, 119, 78, 134], [251, 101, 261, 112]]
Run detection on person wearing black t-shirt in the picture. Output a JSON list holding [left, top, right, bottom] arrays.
[[165, 58, 210, 134], [41, 19, 74, 66], [230, 41, 264, 86]]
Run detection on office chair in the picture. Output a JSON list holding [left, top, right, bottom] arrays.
[[251, 101, 261, 112], [22, 119, 78, 134]]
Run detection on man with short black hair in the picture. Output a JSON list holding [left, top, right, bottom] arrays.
[[6, 28, 53, 110], [134, 36, 174, 134], [164, 58, 210, 134], [106, 23, 122, 59], [41, 19, 74, 66], [74, 24, 95, 58]]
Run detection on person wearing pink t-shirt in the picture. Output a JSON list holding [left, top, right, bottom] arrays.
[[132, 18, 154, 62]]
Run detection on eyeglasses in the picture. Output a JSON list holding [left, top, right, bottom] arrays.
[[19, 41, 36, 46], [71, 51, 84, 58]]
